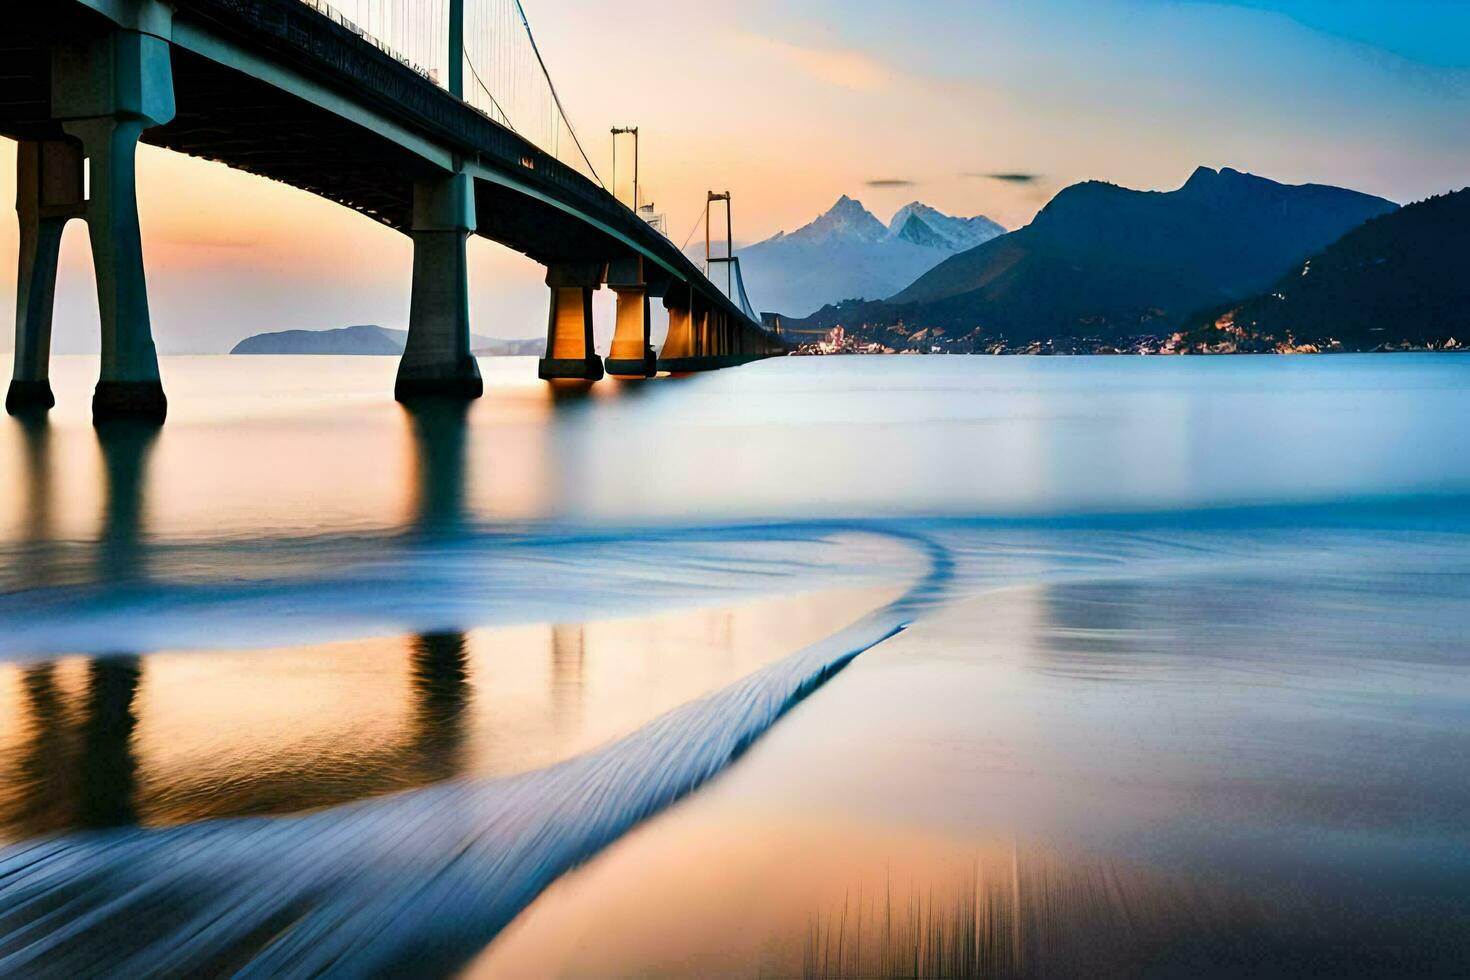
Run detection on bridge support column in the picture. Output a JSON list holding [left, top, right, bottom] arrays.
[[6, 141, 84, 415], [696, 306, 712, 358], [49, 30, 176, 422], [538, 263, 604, 382], [69, 116, 166, 421], [396, 173, 483, 401], [604, 257, 658, 378], [656, 288, 693, 373]]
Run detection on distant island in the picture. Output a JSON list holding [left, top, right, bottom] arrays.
[[230, 324, 543, 356]]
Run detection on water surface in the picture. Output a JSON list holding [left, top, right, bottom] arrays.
[[1, 353, 1467, 975]]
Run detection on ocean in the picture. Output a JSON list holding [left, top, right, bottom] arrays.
[[2, 353, 1468, 976]]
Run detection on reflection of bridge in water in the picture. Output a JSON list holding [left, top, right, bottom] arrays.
[[4, 0, 786, 421], [0, 404, 835, 843], [0, 411, 482, 840]]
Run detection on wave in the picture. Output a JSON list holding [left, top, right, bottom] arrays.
[[0, 523, 918, 660], [8, 498, 1465, 662], [4, 505, 1469, 975], [0, 526, 954, 977]]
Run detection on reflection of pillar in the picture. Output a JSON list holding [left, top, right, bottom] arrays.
[[538, 263, 605, 381], [10, 664, 73, 838], [77, 655, 142, 830], [395, 173, 483, 401], [409, 632, 471, 782], [15, 416, 57, 586], [549, 624, 585, 735], [402, 398, 470, 537], [7, 656, 145, 837], [94, 419, 159, 583]]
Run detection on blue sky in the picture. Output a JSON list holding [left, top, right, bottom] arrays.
[[1203, 0, 1470, 65]]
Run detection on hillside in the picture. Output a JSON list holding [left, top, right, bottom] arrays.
[[1175, 189, 1470, 352], [794, 167, 1397, 348]]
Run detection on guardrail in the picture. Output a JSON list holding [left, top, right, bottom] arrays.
[[293, 0, 437, 83]]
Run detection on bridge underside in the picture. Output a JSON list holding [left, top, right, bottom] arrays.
[[2, 0, 785, 420], [4, 11, 618, 262]]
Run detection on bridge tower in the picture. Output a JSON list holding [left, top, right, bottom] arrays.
[[7, 1, 177, 422], [448, 0, 465, 99], [656, 190, 739, 372], [706, 191, 735, 305]]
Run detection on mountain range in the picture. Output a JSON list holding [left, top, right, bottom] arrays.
[[230, 324, 542, 356], [737, 196, 1005, 317], [791, 167, 1398, 348], [1175, 188, 1470, 353]]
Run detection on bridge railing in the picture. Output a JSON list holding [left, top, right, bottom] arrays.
[[294, 0, 438, 83], [296, 0, 600, 186]]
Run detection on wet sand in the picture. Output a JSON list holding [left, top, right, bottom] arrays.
[[478, 568, 1470, 978], [0, 584, 900, 843]]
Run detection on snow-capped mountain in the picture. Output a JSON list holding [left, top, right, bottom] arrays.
[[888, 202, 1005, 251], [779, 194, 889, 245], [735, 197, 1005, 318]]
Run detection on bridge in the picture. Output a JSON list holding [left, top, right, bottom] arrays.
[[2, 0, 785, 421]]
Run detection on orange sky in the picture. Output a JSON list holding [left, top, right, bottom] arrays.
[[2, 0, 1468, 351]]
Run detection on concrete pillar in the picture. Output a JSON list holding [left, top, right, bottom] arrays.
[[6, 141, 85, 415], [695, 305, 711, 357], [396, 173, 483, 401], [606, 289, 655, 378], [538, 263, 604, 382], [51, 29, 176, 422], [604, 256, 656, 378], [656, 284, 697, 374], [67, 116, 165, 420], [660, 302, 694, 361]]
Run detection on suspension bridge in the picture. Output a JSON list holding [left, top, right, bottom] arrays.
[[2, 0, 785, 421]]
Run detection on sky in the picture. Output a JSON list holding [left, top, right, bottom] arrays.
[[2, 0, 1468, 352]]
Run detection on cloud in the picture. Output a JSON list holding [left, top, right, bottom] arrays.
[[734, 34, 895, 92], [866, 178, 915, 188], [965, 172, 1042, 184]]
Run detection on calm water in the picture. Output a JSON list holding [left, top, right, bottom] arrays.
[[1, 353, 1469, 976]]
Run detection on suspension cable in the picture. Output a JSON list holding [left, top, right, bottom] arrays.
[[509, 0, 603, 185], [679, 205, 707, 253], [464, 47, 517, 132]]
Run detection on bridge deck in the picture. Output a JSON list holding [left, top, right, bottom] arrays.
[[3, 0, 777, 337]]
